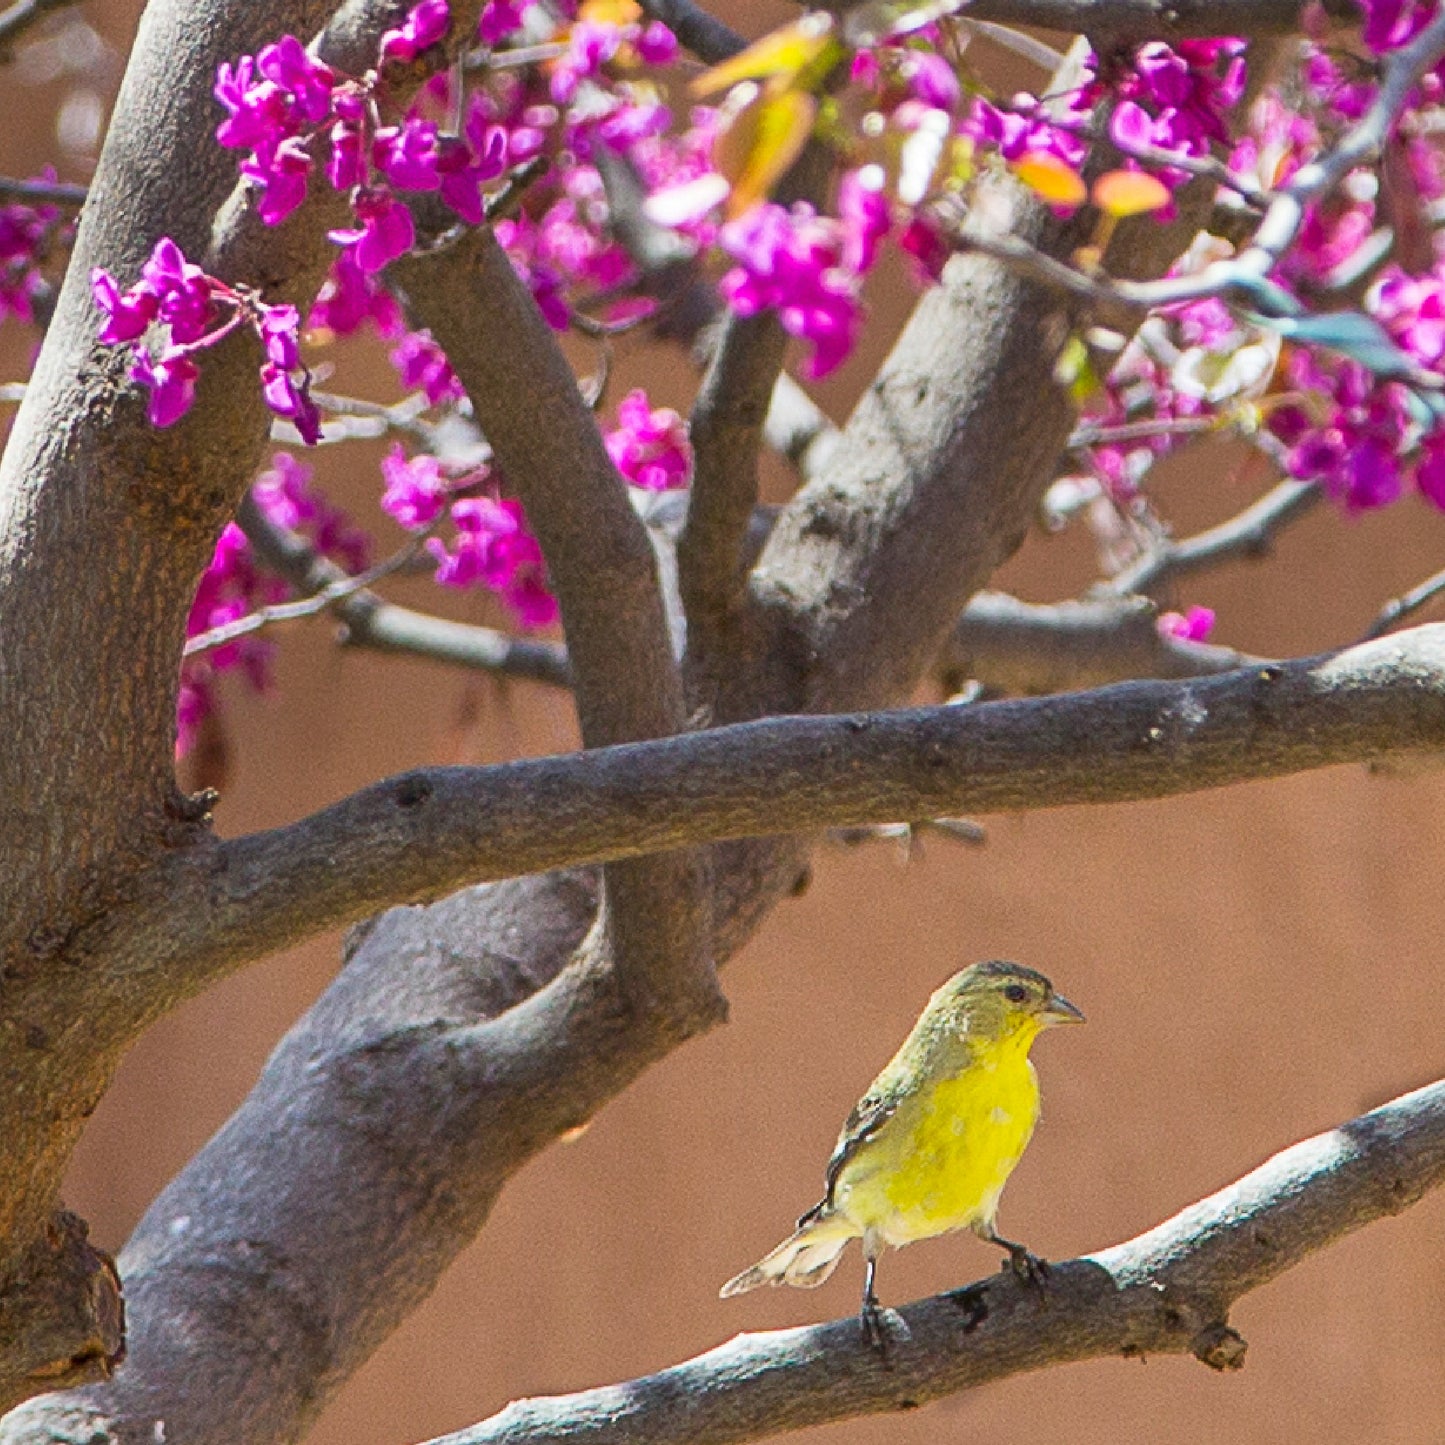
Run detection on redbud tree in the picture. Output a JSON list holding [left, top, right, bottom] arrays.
[[3, 0, 1445, 1440]]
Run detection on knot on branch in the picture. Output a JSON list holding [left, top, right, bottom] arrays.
[[0, 1211, 125, 1415], [1190, 1321, 1247, 1371]]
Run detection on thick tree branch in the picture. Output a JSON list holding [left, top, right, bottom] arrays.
[[106, 625, 1445, 990], [425, 1076, 1445, 1445], [391, 225, 719, 1029], [0, 0, 497, 1407]]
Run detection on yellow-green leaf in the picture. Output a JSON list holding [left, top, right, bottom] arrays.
[[691, 14, 842, 97], [713, 82, 817, 217]]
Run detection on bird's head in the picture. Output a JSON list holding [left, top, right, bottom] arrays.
[[938, 960, 1085, 1043]]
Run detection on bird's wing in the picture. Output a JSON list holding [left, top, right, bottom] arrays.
[[819, 1090, 898, 1211]]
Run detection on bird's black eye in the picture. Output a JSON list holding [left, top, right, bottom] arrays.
[[1004, 983, 1029, 1003]]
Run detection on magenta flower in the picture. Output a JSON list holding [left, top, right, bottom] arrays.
[[719, 202, 864, 379], [390, 329, 464, 404], [605, 389, 692, 491], [309, 248, 405, 336], [636, 21, 678, 66], [380, 0, 451, 62], [372, 121, 442, 191], [2, 181, 64, 325], [241, 135, 314, 225], [479, 0, 528, 44], [437, 95, 508, 223], [1157, 606, 1216, 642], [426, 495, 558, 626], [130, 348, 201, 427], [381, 445, 451, 529], [91, 268, 159, 342], [329, 187, 415, 272]]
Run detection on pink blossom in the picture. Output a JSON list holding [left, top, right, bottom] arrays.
[[381, 445, 451, 529], [390, 329, 464, 404], [328, 187, 415, 272], [719, 202, 863, 379], [426, 496, 558, 626], [380, 0, 451, 63], [309, 248, 405, 336], [1157, 606, 1216, 642], [605, 389, 691, 490], [479, 0, 528, 44], [131, 349, 200, 427]]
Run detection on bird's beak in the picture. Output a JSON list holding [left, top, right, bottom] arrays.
[[1042, 993, 1085, 1026]]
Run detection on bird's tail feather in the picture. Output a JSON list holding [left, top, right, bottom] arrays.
[[720, 1211, 857, 1297]]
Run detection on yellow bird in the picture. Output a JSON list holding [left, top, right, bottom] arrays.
[[721, 961, 1084, 1343]]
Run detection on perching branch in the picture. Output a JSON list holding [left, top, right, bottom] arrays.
[[113, 624, 1445, 991], [424, 1075, 1445, 1445]]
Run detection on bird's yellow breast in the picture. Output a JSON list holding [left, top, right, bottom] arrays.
[[832, 1037, 1041, 1247]]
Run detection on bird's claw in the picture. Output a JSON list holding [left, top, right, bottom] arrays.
[[860, 1297, 907, 1363], [1002, 1244, 1051, 1294]]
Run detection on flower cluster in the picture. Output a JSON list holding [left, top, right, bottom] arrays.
[[1103, 39, 1247, 186], [604, 389, 691, 490], [427, 494, 557, 626], [1, 180, 65, 326], [179, 454, 369, 755], [92, 237, 318, 438], [718, 169, 890, 379], [214, 12, 509, 272]]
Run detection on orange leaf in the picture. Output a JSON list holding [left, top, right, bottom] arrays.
[[691, 14, 841, 97], [712, 83, 817, 217], [1013, 151, 1087, 209], [578, 0, 641, 23], [1092, 169, 1171, 218]]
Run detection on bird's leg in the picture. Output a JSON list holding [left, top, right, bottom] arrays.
[[981, 1226, 1050, 1291], [858, 1248, 892, 1361]]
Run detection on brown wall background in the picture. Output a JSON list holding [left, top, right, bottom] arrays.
[[7, 4, 1445, 1442]]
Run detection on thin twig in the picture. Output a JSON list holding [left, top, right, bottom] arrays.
[[0, 175, 88, 206], [0, 0, 81, 52], [183, 530, 435, 658], [1361, 563, 1445, 640], [235, 493, 571, 688], [1100, 479, 1320, 598]]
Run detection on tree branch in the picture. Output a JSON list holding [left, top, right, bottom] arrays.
[[941, 591, 1259, 693], [424, 1075, 1445, 1445], [390, 224, 720, 1030], [236, 493, 572, 688], [0, 0, 81, 54], [112, 625, 1445, 990], [1099, 480, 1321, 599], [1361, 563, 1445, 641], [841, 0, 1356, 43]]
